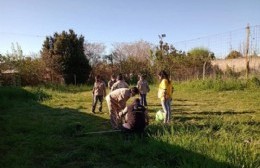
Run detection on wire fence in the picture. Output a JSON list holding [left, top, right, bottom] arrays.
[[1, 25, 259, 59], [174, 25, 260, 59]]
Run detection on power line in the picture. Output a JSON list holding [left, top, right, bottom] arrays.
[[1, 25, 260, 58], [0, 32, 46, 38]]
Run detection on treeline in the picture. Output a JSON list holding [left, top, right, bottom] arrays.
[[0, 29, 256, 86]]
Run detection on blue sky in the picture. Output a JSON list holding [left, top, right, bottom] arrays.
[[0, 0, 259, 56]]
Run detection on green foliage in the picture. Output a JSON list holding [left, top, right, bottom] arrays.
[[225, 66, 241, 79], [18, 58, 46, 86], [41, 29, 91, 84], [179, 78, 260, 91], [186, 48, 215, 76], [0, 44, 47, 86], [226, 50, 243, 59], [188, 47, 215, 61], [150, 46, 217, 81], [1, 84, 259, 167], [247, 76, 260, 89]]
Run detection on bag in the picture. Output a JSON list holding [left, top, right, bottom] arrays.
[[155, 110, 165, 122]]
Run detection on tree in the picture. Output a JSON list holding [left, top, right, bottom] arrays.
[[111, 40, 152, 73], [187, 47, 215, 79], [0, 44, 46, 86], [41, 29, 91, 84], [112, 40, 152, 62], [84, 42, 106, 66], [151, 41, 187, 80], [187, 47, 215, 61], [226, 50, 243, 59], [103, 53, 114, 66], [18, 57, 46, 86]]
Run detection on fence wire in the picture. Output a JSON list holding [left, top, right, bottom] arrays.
[[174, 25, 260, 59]]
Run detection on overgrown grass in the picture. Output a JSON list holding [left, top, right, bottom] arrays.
[[0, 79, 259, 167], [176, 77, 260, 91]]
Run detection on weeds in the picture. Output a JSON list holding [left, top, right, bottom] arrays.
[[0, 81, 259, 167]]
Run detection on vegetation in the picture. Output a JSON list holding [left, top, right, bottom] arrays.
[[1, 30, 260, 86], [178, 77, 260, 91], [1, 79, 259, 167], [41, 29, 92, 84], [0, 43, 46, 86], [226, 50, 243, 59]]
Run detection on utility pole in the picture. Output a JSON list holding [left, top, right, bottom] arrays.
[[245, 24, 250, 79]]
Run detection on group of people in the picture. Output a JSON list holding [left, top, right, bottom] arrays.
[[91, 70, 173, 132]]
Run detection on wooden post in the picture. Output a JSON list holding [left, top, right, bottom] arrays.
[[203, 61, 207, 80], [245, 24, 250, 79]]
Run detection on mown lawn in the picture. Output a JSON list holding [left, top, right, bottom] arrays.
[[0, 84, 259, 168]]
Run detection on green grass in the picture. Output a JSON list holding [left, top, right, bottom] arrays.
[[176, 77, 260, 91], [0, 81, 259, 168]]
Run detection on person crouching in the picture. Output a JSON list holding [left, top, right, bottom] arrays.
[[106, 87, 139, 129], [119, 98, 149, 133]]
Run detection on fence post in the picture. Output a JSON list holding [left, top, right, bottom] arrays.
[[245, 24, 250, 79], [203, 61, 207, 80]]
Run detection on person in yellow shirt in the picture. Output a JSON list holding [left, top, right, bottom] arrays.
[[158, 70, 172, 123]]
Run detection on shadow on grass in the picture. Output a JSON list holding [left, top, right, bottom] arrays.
[[0, 87, 235, 168], [174, 116, 205, 122], [174, 98, 189, 102], [189, 110, 256, 115]]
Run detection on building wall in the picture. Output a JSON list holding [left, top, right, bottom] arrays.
[[211, 57, 260, 72]]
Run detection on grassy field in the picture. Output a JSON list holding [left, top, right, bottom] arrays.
[[0, 81, 259, 168]]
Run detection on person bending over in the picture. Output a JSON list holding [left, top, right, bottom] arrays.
[[106, 87, 139, 129]]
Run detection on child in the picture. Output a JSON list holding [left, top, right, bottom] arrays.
[[92, 75, 106, 113], [108, 74, 116, 90], [137, 74, 150, 106], [111, 73, 129, 91]]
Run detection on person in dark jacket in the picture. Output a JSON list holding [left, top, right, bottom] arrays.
[[119, 98, 149, 133]]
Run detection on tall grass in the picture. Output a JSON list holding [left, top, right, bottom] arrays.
[[41, 83, 92, 93], [147, 118, 259, 167], [176, 77, 260, 91], [1, 80, 259, 167]]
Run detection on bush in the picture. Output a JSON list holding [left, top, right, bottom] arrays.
[[247, 77, 260, 89]]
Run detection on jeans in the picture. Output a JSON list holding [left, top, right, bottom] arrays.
[[140, 94, 147, 106], [161, 98, 171, 123]]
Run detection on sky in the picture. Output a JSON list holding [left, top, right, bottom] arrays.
[[0, 0, 259, 56]]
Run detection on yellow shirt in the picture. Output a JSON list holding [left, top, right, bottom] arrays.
[[158, 79, 172, 100]]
